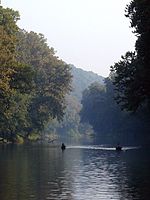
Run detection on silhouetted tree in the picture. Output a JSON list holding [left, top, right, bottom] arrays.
[[111, 0, 150, 112]]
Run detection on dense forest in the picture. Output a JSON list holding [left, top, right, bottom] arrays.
[[0, 0, 150, 145], [45, 66, 104, 143], [80, 0, 150, 145], [0, 5, 101, 144], [80, 77, 150, 145], [0, 6, 72, 143]]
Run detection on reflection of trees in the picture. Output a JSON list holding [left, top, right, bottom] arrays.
[[0, 145, 75, 200], [0, 145, 30, 200], [0, 146, 150, 200], [119, 149, 150, 200]]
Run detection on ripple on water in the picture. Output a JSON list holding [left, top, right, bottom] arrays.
[[0, 145, 147, 200]]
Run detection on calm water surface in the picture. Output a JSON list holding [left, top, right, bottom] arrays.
[[0, 144, 150, 200]]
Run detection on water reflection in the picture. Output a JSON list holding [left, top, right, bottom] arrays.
[[0, 145, 149, 200]]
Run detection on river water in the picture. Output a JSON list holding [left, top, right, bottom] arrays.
[[0, 144, 150, 200]]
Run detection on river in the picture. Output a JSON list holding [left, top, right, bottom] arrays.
[[0, 144, 150, 200]]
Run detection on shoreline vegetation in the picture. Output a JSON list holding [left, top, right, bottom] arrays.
[[0, 5, 95, 144], [1, 0, 150, 146], [0, 5, 72, 144]]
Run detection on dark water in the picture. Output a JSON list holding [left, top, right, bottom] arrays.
[[0, 144, 150, 200]]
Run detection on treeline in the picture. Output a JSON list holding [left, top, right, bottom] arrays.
[[1, 0, 150, 145], [0, 6, 72, 143], [80, 78, 150, 144], [45, 94, 95, 143], [80, 0, 150, 145], [111, 0, 150, 112]]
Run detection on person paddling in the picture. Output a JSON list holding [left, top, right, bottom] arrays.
[[116, 143, 122, 151], [61, 143, 66, 150]]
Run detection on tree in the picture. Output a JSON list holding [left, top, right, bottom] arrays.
[[110, 52, 144, 111], [0, 6, 19, 97], [111, 0, 150, 112], [80, 78, 150, 144], [80, 82, 107, 132], [17, 30, 72, 135], [0, 6, 34, 142]]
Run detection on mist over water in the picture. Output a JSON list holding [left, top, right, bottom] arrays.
[[0, 144, 149, 200]]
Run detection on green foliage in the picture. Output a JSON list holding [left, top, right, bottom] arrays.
[[28, 132, 41, 141], [0, 6, 34, 142], [16, 134, 24, 144], [17, 30, 72, 133], [81, 82, 107, 132], [44, 68, 98, 142], [0, 6, 19, 94], [0, 6, 72, 142], [110, 52, 144, 111], [80, 78, 150, 144], [81, 82, 106, 129], [111, 0, 150, 112], [71, 0, 150, 144], [56, 95, 82, 136]]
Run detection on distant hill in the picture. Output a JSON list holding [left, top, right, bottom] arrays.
[[70, 65, 104, 100]]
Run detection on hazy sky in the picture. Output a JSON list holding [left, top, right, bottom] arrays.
[[2, 0, 136, 77]]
